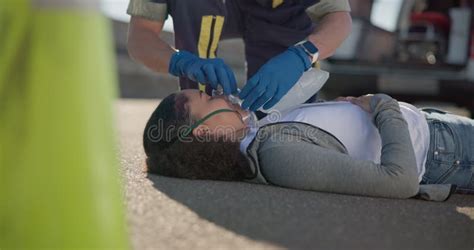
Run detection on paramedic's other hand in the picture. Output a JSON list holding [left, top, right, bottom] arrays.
[[346, 95, 374, 113], [169, 50, 237, 95], [239, 46, 311, 111]]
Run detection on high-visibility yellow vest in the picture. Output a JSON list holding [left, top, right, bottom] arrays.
[[0, 0, 129, 248]]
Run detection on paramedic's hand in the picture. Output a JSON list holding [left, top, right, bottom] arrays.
[[239, 46, 311, 111], [342, 95, 374, 113], [169, 50, 237, 95]]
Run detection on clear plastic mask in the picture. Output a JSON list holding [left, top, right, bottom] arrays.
[[211, 88, 259, 128]]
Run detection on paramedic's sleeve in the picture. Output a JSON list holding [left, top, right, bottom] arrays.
[[306, 0, 351, 21], [258, 94, 420, 199], [127, 0, 168, 21]]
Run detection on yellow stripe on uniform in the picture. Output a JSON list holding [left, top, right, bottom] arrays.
[[209, 16, 224, 58], [197, 15, 213, 59], [197, 15, 225, 91], [272, 0, 284, 8], [197, 16, 213, 92], [198, 83, 206, 92]]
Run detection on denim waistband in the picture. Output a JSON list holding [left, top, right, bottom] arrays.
[[421, 108, 462, 161], [419, 108, 472, 193]]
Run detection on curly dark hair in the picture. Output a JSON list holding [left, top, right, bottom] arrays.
[[143, 92, 253, 181]]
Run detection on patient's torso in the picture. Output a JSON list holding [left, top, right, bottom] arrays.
[[255, 101, 430, 180]]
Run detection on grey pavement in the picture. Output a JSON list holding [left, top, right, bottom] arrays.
[[117, 99, 474, 250]]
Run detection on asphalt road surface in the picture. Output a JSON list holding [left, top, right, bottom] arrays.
[[117, 99, 474, 250]]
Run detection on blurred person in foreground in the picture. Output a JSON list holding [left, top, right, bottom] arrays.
[[127, 0, 351, 113], [143, 89, 474, 201]]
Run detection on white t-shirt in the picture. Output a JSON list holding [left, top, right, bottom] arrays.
[[240, 101, 430, 181]]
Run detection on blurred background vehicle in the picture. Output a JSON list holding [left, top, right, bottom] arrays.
[[104, 0, 473, 117], [323, 0, 474, 116]]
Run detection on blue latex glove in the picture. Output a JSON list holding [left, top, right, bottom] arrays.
[[169, 50, 237, 95], [239, 46, 311, 111]]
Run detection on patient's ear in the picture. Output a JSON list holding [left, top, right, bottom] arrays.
[[192, 125, 210, 137]]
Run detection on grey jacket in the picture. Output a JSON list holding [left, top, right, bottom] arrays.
[[242, 94, 454, 201]]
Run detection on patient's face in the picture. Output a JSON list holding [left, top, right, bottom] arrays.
[[181, 89, 248, 136]]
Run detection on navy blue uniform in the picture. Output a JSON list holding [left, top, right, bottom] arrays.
[[128, 0, 350, 96]]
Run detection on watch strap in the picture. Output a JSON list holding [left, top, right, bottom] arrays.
[[295, 40, 319, 64]]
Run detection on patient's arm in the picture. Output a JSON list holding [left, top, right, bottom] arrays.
[[258, 94, 420, 199]]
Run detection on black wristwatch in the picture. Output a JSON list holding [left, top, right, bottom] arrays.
[[295, 39, 319, 64]]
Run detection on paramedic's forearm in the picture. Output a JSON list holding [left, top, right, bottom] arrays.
[[127, 18, 175, 73], [307, 11, 352, 60]]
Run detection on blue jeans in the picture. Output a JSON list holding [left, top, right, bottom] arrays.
[[421, 108, 474, 194]]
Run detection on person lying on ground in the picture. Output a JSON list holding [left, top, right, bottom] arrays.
[[143, 89, 474, 201]]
